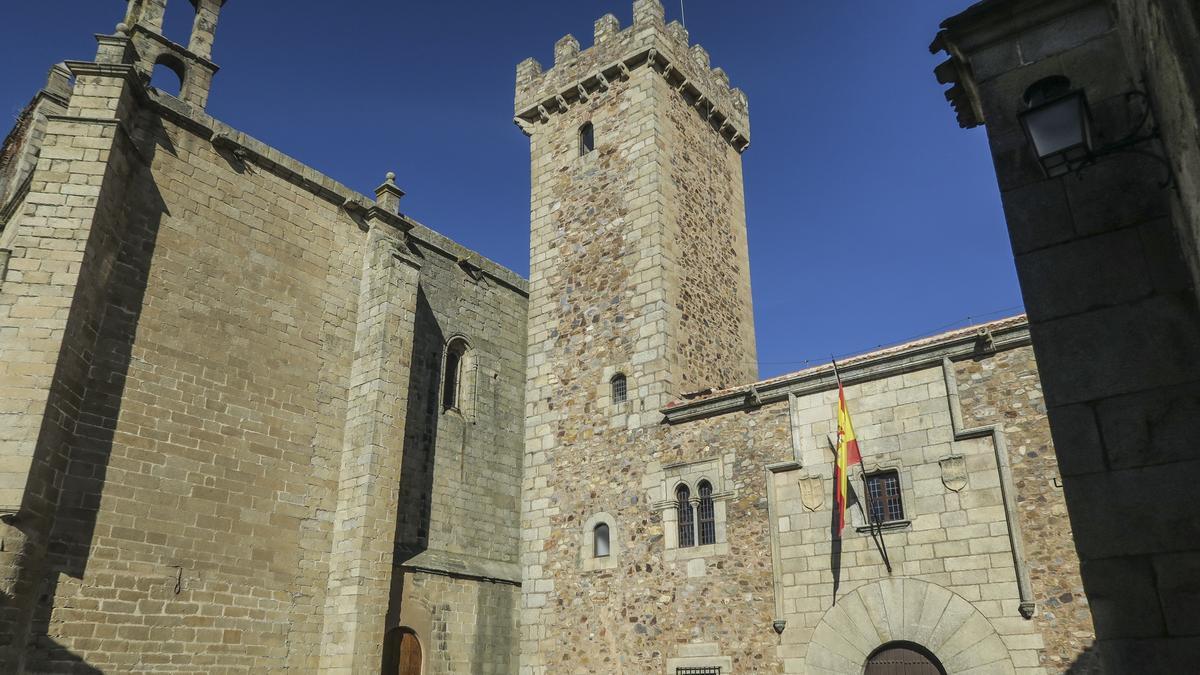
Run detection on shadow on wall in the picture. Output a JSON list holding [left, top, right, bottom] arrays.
[[21, 112, 170, 672], [1065, 641, 1104, 674], [383, 286, 443, 643]]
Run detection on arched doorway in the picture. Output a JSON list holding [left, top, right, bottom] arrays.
[[864, 641, 946, 675], [381, 627, 422, 675]]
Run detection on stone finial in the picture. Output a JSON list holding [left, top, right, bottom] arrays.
[[554, 35, 580, 65], [666, 20, 689, 47], [594, 14, 620, 44], [116, 22, 130, 36], [690, 44, 711, 69], [375, 172, 405, 215], [633, 0, 665, 25]]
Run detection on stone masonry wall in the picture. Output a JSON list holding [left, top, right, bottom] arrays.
[[394, 571, 520, 675], [1, 75, 526, 673], [779, 359, 1043, 674], [661, 61, 757, 393], [956, 348, 1101, 672], [518, 332, 1087, 674]]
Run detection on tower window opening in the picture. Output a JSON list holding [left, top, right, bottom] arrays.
[[442, 338, 469, 411], [697, 480, 716, 545], [579, 122, 595, 156], [677, 484, 695, 548], [151, 56, 185, 97], [611, 373, 627, 403], [161, 1, 197, 46], [593, 523, 610, 557]]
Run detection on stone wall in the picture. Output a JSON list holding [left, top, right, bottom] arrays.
[[0, 20, 527, 673], [1111, 0, 1200, 295], [517, 316, 1091, 674], [933, 1, 1200, 670], [393, 571, 520, 675], [955, 349, 1100, 672]]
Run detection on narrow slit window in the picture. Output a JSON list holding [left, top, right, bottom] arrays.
[[593, 523, 610, 557], [677, 484, 694, 548], [579, 122, 595, 156], [442, 338, 469, 411], [611, 373, 627, 403], [697, 481, 716, 545], [865, 470, 904, 523]]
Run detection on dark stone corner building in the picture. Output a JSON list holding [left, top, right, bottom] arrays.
[[0, 0, 1194, 673]]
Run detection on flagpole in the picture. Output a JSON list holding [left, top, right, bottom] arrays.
[[831, 359, 893, 575]]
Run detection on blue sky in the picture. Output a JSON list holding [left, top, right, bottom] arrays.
[[0, 1, 1018, 379]]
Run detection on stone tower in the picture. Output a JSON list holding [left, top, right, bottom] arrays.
[[514, 0, 757, 671]]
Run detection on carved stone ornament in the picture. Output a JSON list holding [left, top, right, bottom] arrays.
[[940, 455, 968, 492], [799, 475, 824, 512]]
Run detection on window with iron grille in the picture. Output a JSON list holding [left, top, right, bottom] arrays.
[[697, 480, 716, 545], [676, 667, 721, 675], [611, 373, 627, 403], [866, 470, 904, 523], [677, 484, 695, 548]]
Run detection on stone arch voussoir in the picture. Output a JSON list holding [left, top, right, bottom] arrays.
[[804, 578, 1016, 675]]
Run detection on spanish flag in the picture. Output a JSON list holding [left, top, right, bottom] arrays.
[[834, 382, 863, 536]]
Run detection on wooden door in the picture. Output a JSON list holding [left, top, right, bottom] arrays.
[[398, 630, 422, 675], [864, 642, 945, 675]]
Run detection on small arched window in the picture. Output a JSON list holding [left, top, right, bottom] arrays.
[[677, 484, 695, 548], [593, 523, 610, 557], [151, 55, 186, 97], [697, 480, 716, 545], [442, 337, 469, 411], [611, 373, 627, 403], [579, 122, 595, 156]]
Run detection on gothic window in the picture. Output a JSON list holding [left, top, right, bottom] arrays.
[[593, 523, 610, 557], [677, 484, 695, 548], [579, 122, 595, 156], [611, 373, 627, 403], [865, 470, 904, 524], [697, 480, 716, 545], [442, 337, 469, 411]]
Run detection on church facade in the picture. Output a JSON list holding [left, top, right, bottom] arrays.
[[0, 1, 1100, 673]]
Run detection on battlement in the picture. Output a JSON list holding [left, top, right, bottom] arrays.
[[514, 0, 750, 152]]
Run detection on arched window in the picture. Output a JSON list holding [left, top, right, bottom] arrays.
[[151, 55, 185, 97], [593, 523, 610, 557], [610, 373, 627, 403], [579, 122, 595, 156], [697, 480, 716, 545], [676, 484, 695, 548], [442, 337, 469, 411]]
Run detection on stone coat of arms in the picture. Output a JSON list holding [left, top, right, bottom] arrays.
[[798, 474, 824, 511], [940, 455, 968, 492]]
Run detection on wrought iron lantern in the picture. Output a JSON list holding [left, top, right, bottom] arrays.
[[1018, 76, 1093, 178], [1018, 75, 1172, 186]]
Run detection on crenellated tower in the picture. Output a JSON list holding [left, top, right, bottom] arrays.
[[515, 1, 757, 671]]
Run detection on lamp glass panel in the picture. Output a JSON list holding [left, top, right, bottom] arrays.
[[1024, 95, 1087, 157]]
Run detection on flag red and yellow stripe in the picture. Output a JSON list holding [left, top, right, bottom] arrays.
[[834, 383, 863, 535]]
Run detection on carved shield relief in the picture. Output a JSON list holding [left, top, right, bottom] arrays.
[[798, 475, 824, 511], [940, 455, 968, 492]]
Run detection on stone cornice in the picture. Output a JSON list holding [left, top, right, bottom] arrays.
[[130, 24, 220, 73], [661, 317, 1032, 424]]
